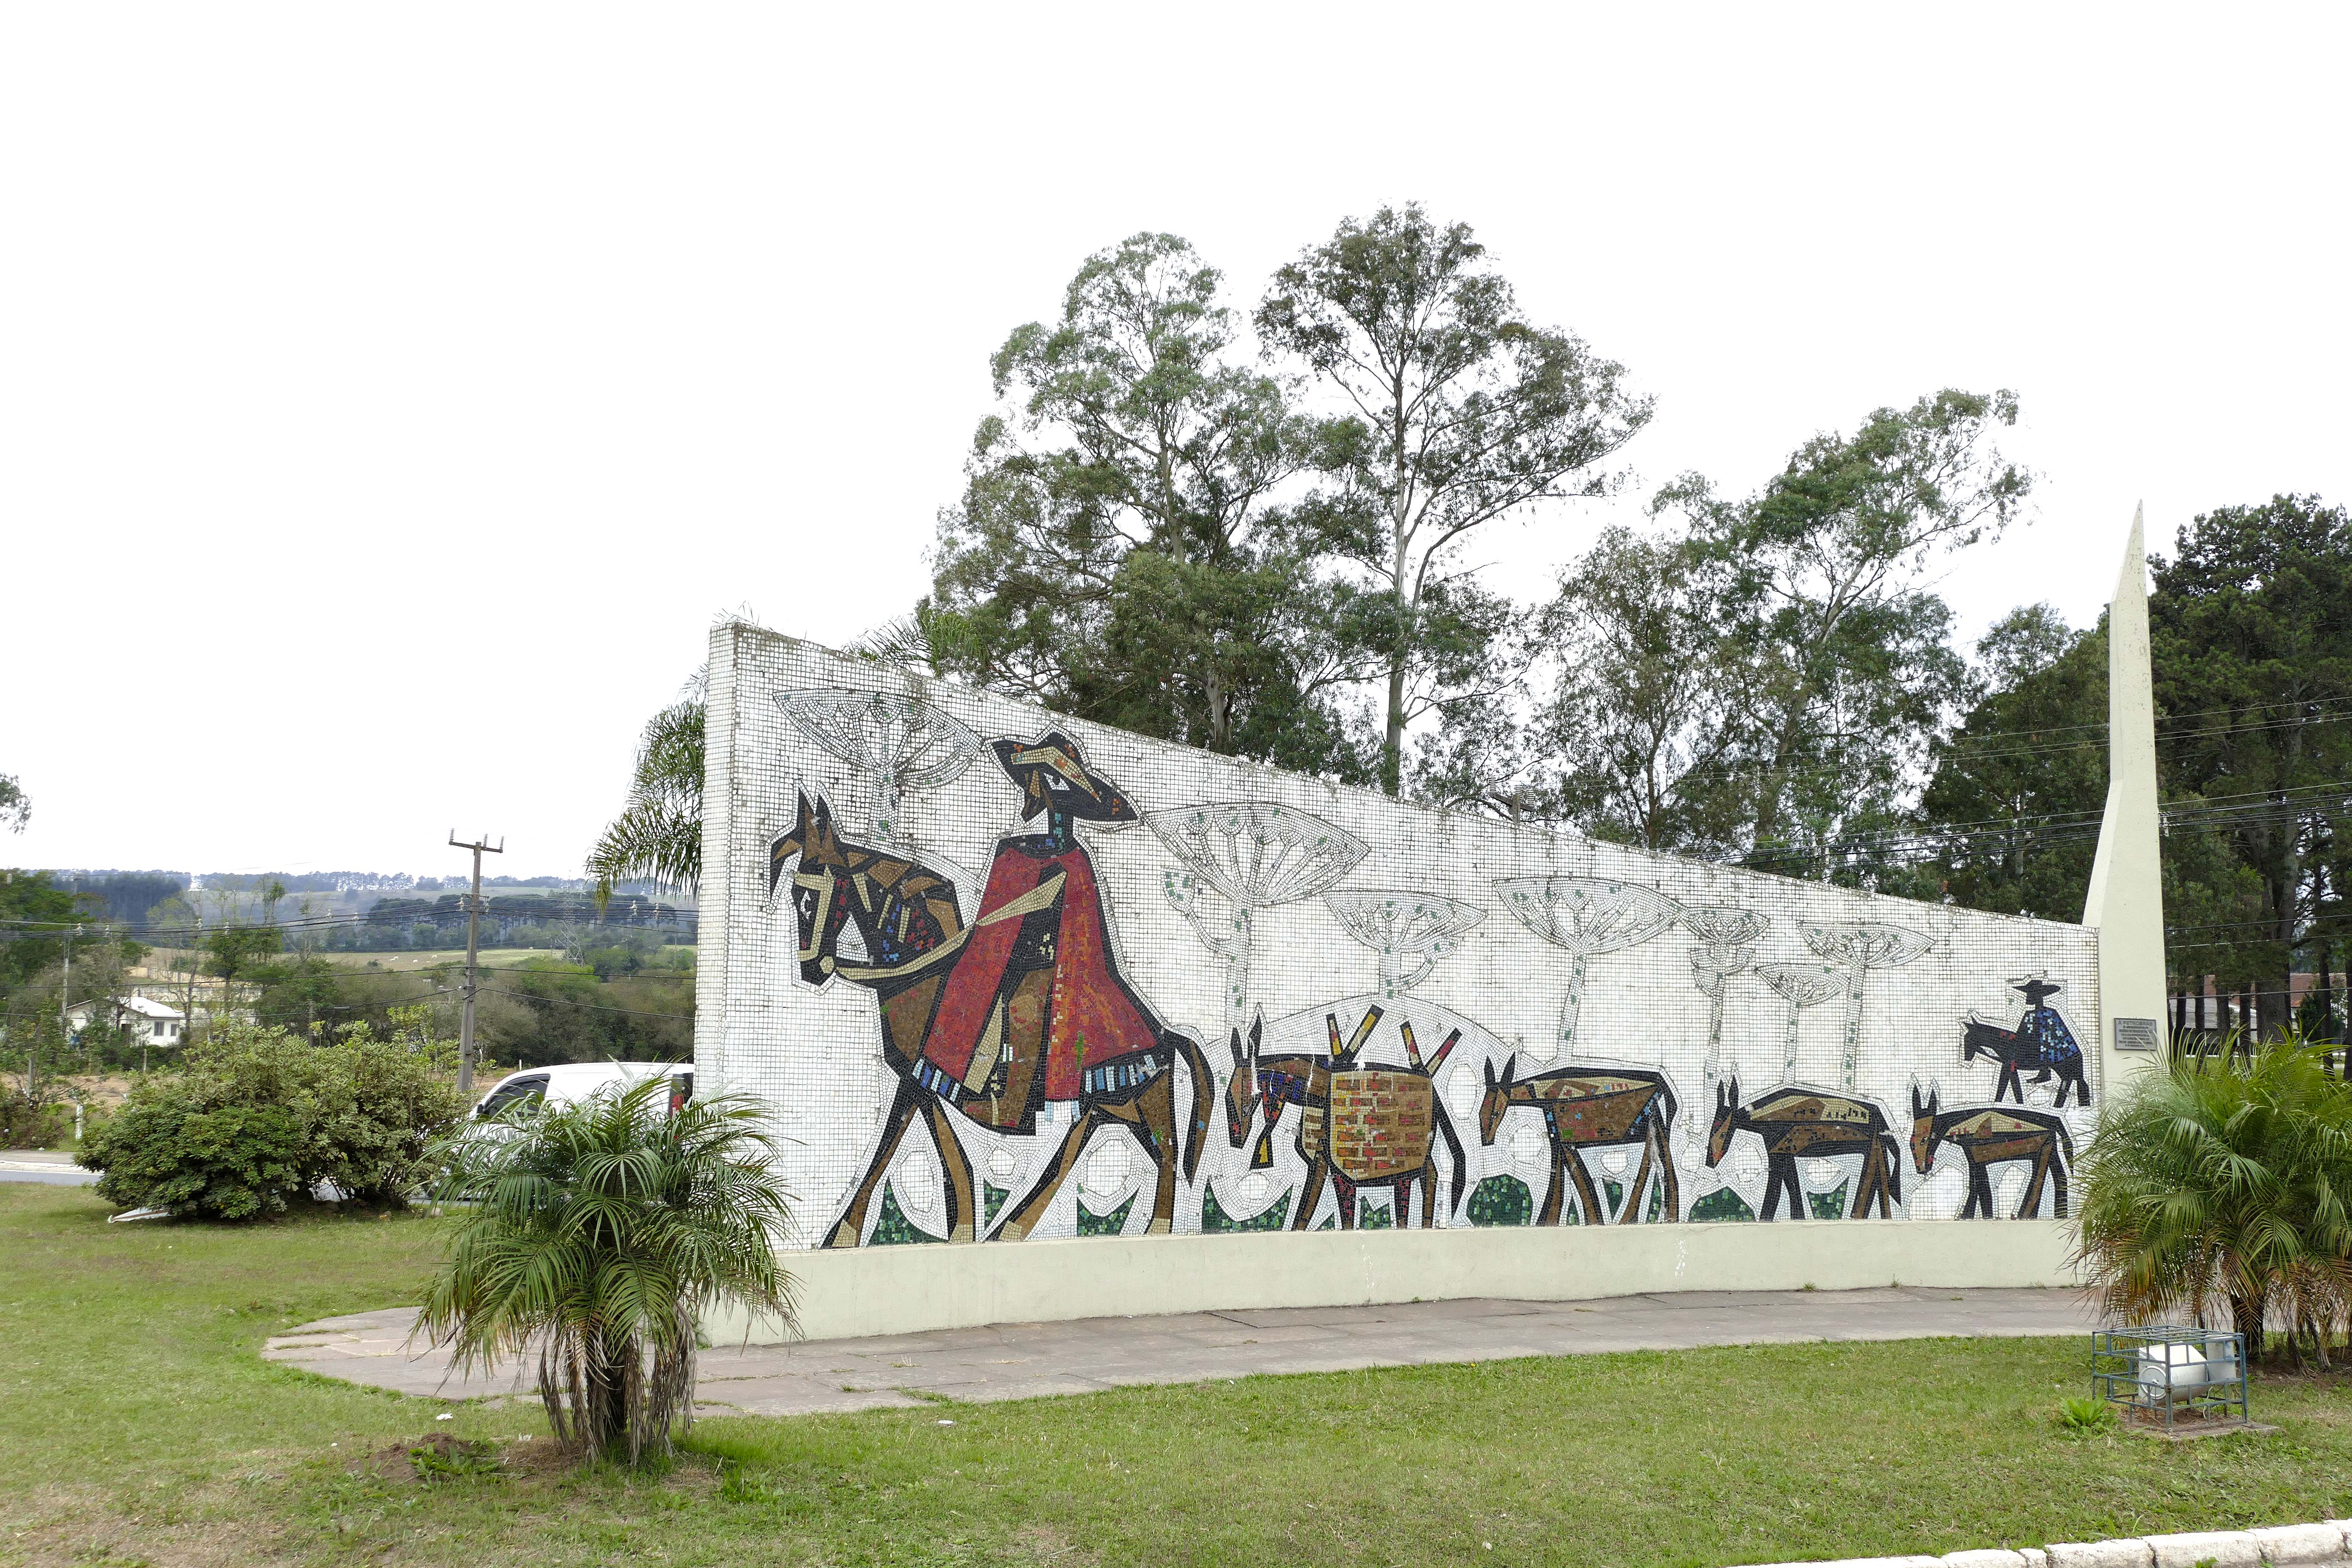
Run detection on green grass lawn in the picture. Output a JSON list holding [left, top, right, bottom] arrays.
[[4, 1181, 2349, 1568]]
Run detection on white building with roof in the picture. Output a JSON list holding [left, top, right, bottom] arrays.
[[65, 993, 186, 1046]]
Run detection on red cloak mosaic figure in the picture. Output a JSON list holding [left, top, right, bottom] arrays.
[[916, 733, 1167, 1118], [782, 729, 1212, 1245]]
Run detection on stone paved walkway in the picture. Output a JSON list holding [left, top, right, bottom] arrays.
[[264, 1285, 2094, 1418]]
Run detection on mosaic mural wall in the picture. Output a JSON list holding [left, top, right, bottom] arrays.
[[698, 627, 2102, 1250]]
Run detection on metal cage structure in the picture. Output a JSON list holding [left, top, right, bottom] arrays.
[[2090, 1326, 2250, 1430]]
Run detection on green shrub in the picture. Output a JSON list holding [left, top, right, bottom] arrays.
[[419, 1078, 793, 1464], [76, 1020, 469, 1219], [0, 1087, 75, 1149], [81, 1096, 310, 1219]]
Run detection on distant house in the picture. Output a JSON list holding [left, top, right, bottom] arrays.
[[65, 993, 186, 1046]]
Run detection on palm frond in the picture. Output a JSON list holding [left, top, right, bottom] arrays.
[[2074, 1031, 2352, 1355], [587, 695, 707, 901], [417, 1078, 793, 1463]]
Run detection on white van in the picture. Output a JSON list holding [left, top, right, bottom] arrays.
[[471, 1062, 693, 1121]]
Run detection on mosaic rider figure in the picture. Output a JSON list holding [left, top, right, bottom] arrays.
[[919, 731, 1170, 1130], [1962, 974, 2092, 1108], [786, 726, 1213, 1246], [2014, 976, 2082, 1079]]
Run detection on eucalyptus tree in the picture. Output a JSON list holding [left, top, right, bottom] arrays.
[[1256, 204, 1651, 796], [1430, 524, 1752, 851], [925, 233, 1361, 777], [1659, 389, 2033, 870]]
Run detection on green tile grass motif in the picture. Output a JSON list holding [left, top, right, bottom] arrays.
[[984, 1183, 1009, 1232], [1466, 1174, 1533, 1227], [1076, 1192, 1135, 1237], [1689, 1187, 1757, 1223], [1358, 1195, 1395, 1229], [1202, 1186, 1292, 1233], [869, 1185, 944, 1246], [1808, 1184, 1849, 1221], [1316, 1215, 1336, 1231], [1648, 1179, 1664, 1223], [1603, 1179, 1624, 1218]]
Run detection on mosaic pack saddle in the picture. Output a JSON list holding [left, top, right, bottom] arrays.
[[1222, 1006, 1468, 1230]]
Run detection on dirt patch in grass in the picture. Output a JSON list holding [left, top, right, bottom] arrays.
[[4, 1476, 293, 1568], [1012, 1522, 1104, 1565]]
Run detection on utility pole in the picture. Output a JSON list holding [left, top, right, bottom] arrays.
[[43, 924, 79, 1103], [448, 832, 503, 1096]]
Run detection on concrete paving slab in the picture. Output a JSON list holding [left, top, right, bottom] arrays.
[[265, 1285, 2098, 1418]]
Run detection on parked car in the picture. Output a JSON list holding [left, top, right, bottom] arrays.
[[471, 1062, 693, 1121]]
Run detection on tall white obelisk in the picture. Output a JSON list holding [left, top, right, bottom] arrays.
[[2082, 506, 2169, 1091]]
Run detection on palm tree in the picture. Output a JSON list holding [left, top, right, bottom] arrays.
[[586, 680, 705, 903], [418, 1077, 794, 1463], [2073, 1033, 2352, 1363], [584, 618, 936, 904]]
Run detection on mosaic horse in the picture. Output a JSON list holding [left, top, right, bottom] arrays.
[[1909, 1084, 2073, 1219], [1962, 1018, 2091, 1109], [1961, 976, 2091, 1108], [1706, 1078, 1902, 1222], [1222, 1007, 1468, 1230], [1476, 1057, 1680, 1225], [775, 788, 1213, 1245]]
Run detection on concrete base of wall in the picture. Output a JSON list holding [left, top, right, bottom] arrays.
[[710, 1220, 2080, 1344]]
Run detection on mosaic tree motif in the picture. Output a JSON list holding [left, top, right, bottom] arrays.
[[1495, 877, 1683, 1057], [1681, 906, 1767, 1097], [773, 689, 983, 848], [1148, 802, 1368, 1036], [1755, 962, 1847, 1082], [1323, 890, 1487, 999], [1801, 922, 1934, 1091]]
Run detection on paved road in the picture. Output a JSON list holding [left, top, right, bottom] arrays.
[[265, 1285, 2095, 1418], [0, 1152, 96, 1185]]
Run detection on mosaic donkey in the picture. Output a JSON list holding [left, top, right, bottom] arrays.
[[1706, 1078, 1903, 1222], [1222, 1006, 1467, 1229], [775, 729, 1214, 1246], [1475, 1057, 1680, 1225], [1909, 1084, 2073, 1219]]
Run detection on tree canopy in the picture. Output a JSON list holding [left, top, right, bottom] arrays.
[[923, 233, 1363, 778], [1258, 204, 1652, 795], [576, 206, 2348, 1044]]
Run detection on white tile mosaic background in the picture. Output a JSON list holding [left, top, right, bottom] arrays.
[[698, 625, 2101, 1249]]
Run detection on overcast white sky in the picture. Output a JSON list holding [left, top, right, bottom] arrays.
[[4, 5, 2347, 880]]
